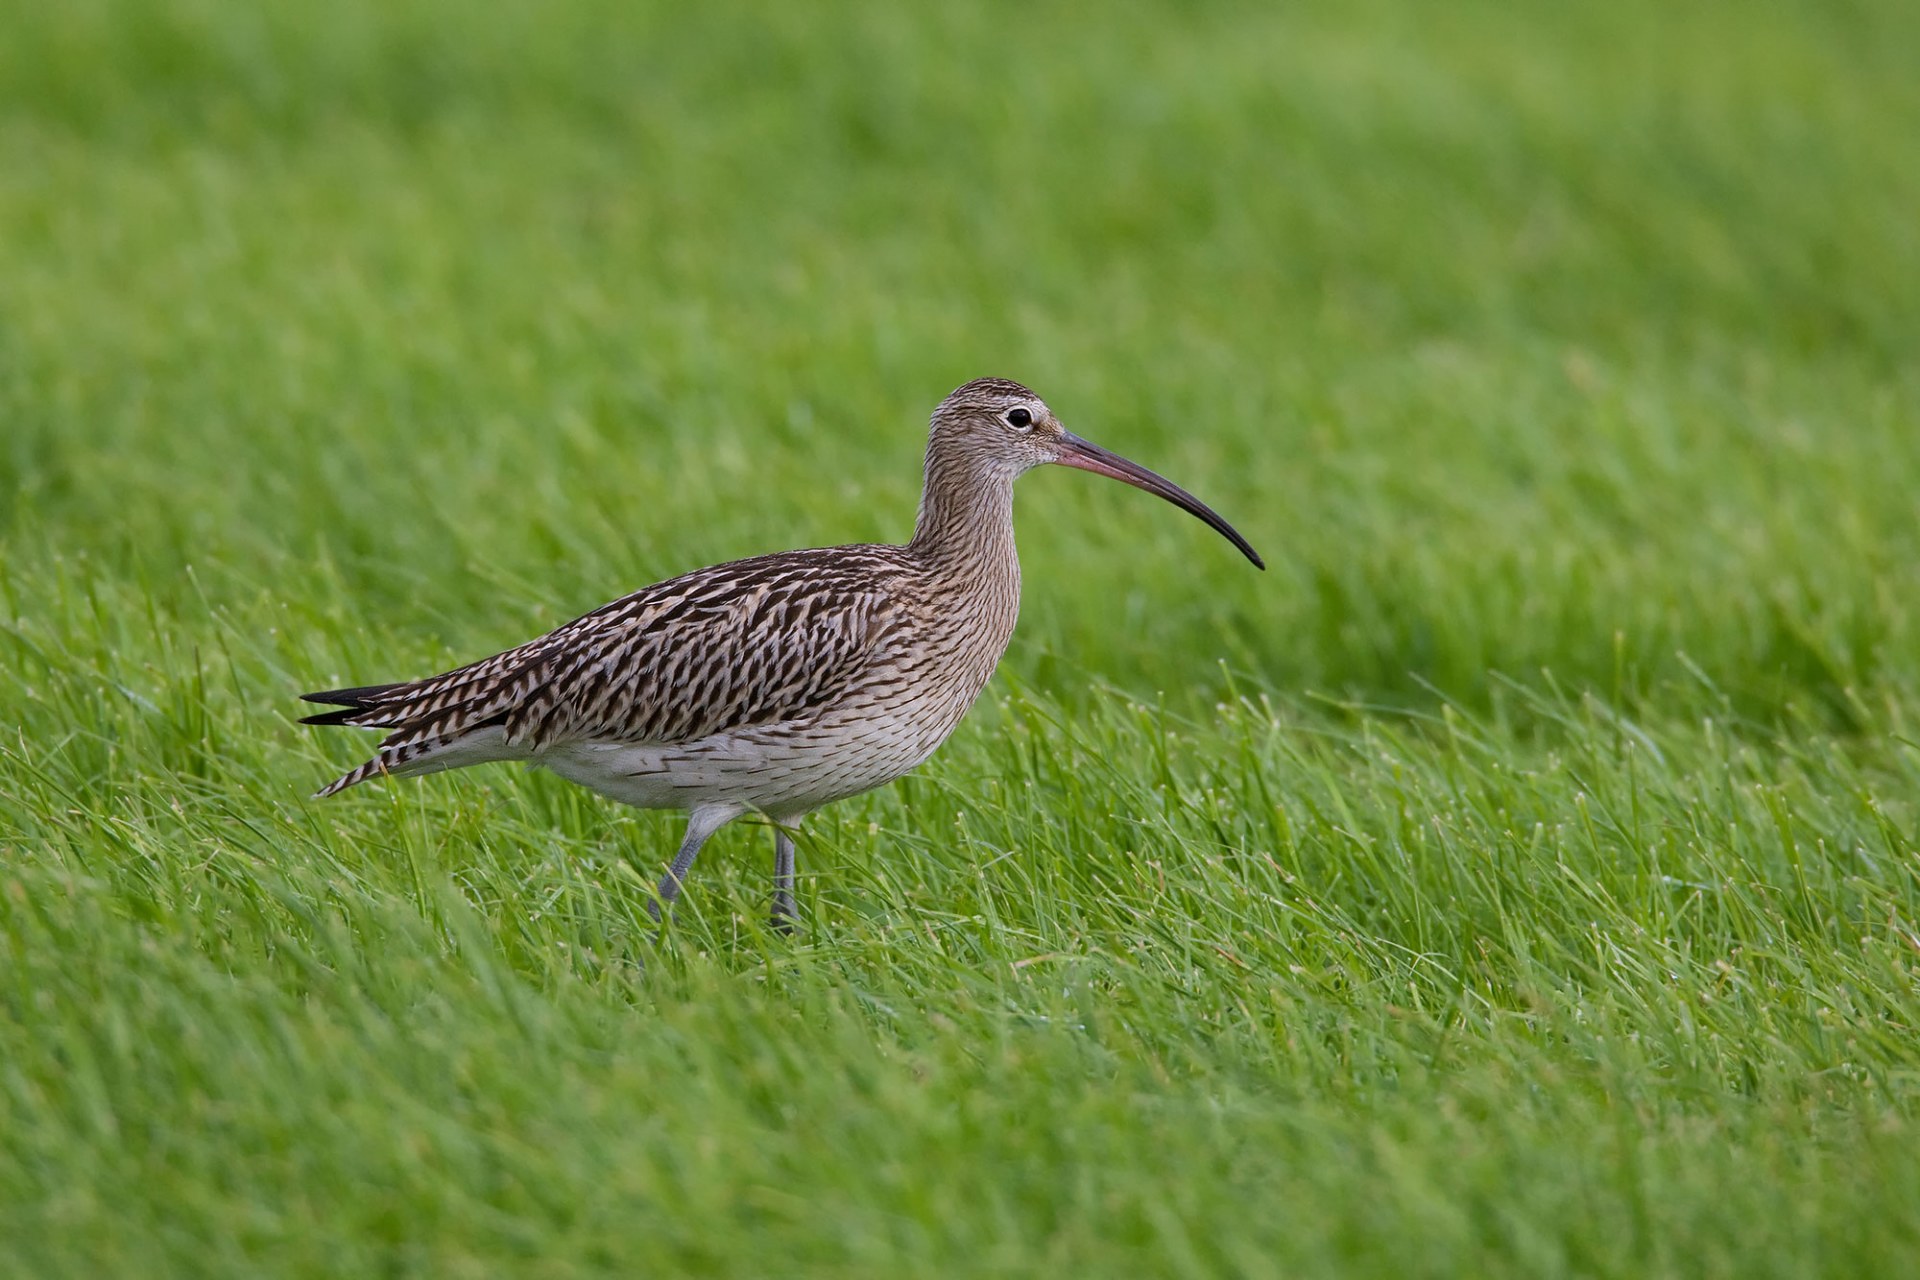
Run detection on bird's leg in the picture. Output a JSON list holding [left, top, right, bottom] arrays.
[[772, 825, 799, 934], [649, 803, 741, 923]]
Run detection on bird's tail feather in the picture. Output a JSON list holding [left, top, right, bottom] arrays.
[[310, 724, 516, 798], [301, 666, 523, 797], [299, 683, 408, 726], [313, 757, 394, 798]]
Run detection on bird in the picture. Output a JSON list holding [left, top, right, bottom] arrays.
[[300, 377, 1262, 932]]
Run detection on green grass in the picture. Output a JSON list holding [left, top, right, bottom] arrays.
[[4, 0, 1920, 1273]]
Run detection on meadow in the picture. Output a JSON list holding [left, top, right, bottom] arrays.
[[3, 0, 1920, 1274]]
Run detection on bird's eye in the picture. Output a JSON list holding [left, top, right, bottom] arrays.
[[1007, 408, 1033, 431]]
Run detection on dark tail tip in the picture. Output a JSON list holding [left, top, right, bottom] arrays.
[[300, 706, 367, 726], [301, 682, 405, 708], [299, 682, 405, 727]]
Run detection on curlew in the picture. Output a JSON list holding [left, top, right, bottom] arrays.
[[301, 378, 1262, 931]]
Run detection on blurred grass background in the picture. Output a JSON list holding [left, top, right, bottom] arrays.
[[3, 0, 1920, 1275]]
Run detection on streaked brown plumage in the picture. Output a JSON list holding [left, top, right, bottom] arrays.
[[302, 377, 1262, 930]]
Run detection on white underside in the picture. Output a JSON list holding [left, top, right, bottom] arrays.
[[408, 709, 951, 823]]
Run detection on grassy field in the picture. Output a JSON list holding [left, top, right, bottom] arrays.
[[4, 0, 1920, 1273]]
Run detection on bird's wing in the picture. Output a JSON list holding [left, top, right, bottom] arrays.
[[302, 547, 910, 795]]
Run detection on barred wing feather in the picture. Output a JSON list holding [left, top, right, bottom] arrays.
[[302, 547, 908, 797]]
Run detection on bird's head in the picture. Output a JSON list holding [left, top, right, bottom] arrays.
[[928, 376, 1264, 569]]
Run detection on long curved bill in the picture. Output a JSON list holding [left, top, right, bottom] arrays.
[[1053, 431, 1265, 569]]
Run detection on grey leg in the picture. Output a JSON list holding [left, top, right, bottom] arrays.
[[649, 803, 742, 922], [772, 826, 798, 934]]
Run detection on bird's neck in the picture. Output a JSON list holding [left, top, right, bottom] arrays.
[[907, 446, 1021, 585]]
